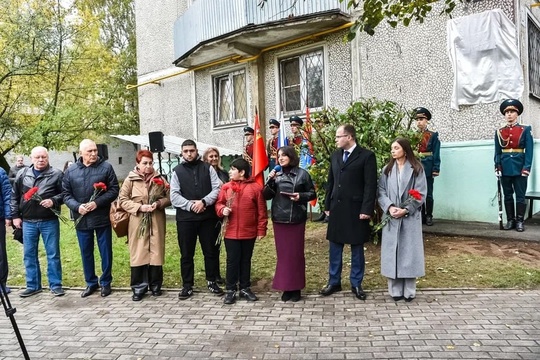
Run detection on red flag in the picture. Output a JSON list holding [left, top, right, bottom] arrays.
[[252, 108, 269, 187]]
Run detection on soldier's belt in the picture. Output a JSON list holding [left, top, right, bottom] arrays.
[[502, 149, 525, 153], [419, 152, 432, 156]]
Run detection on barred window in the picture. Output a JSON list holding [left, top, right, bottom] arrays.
[[213, 69, 247, 127], [528, 16, 540, 99], [279, 48, 324, 115]]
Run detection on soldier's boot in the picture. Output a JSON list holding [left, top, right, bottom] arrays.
[[421, 204, 427, 224], [515, 203, 526, 232], [503, 202, 516, 230], [425, 198, 434, 226]]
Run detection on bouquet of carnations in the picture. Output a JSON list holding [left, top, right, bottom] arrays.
[[23, 187, 70, 224], [373, 189, 423, 239], [73, 182, 108, 227], [216, 181, 241, 246], [136, 177, 169, 239]]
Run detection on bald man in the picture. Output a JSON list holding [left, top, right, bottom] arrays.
[[63, 139, 119, 298], [11, 147, 65, 297]]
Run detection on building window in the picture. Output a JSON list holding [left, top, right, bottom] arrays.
[[213, 69, 247, 127], [529, 16, 540, 99], [279, 48, 324, 114]]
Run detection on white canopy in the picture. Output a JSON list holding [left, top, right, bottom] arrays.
[[111, 134, 241, 156]]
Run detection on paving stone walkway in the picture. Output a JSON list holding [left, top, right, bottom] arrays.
[[0, 288, 539, 359]]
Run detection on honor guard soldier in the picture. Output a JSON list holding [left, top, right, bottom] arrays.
[[266, 119, 280, 169], [415, 107, 441, 226], [494, 99, 533, 232], [243, 126, 254, 166], [289, 116, 304, 148]]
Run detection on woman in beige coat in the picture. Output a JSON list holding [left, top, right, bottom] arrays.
[[119, 150, 171, 301]]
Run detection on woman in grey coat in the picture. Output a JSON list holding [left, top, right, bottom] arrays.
[[377, 138, 427, 302]]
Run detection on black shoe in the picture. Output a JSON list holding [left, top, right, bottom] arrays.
[[132, 294, 143, 302], [281, 291, 292, 302], [19, 288, 43, 298], [319, 284, 342, 296], [290, 290, 301, 302], [223, 291, 236, 305], [516, 220, 525, 232], [313, 213, 326, 222], [392, 296, 404, 302], [426, 216, 433, 226], [504, 219, 516, 230], [239, 288, 258, 301], [351, 286, 367, 300], [404, 296, 415, 302], [151, 289, 163, 296], [101, 285, 112, 297], [81, 285, 99, 298], [207, 281, 224, 296], [50, 287, 65, 297], [323, 215, 329, 223], [178, 287, 193, 300]]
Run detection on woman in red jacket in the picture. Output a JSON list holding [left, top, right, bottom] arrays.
[[215, 158, 267, 304]]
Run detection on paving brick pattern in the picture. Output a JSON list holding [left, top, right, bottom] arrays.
[[0, 289, 539, 359]]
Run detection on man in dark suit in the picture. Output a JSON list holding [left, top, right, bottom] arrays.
[[320, 124, 377, 300]]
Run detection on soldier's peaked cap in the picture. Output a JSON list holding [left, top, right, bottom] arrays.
[[243, 126, 254, 134], [414, 107, 432, 120], [269, 119, 280, 127], [500, 99, 523, 115], [288, 115, 303, 126]]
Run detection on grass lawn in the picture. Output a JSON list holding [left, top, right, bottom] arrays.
[[5, 217, 540, 291]]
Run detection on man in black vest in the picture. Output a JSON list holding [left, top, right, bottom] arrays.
[[170, 139, 223, 299]]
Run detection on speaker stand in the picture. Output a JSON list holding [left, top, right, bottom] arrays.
[[157, 152, 165, 176]]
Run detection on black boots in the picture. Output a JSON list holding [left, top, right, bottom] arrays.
[[516, 203, 526, 232], [504, 202, 526, 232], [503, 202, 516, 230], [425, 198, 434, 226]]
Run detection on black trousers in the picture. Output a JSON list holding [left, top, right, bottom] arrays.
[[501, 175, 528, 204], [131, 265, 163, 295], [0, 220, 7, 285], [177, 219, 220, 287], [224, 238, 256, 291]]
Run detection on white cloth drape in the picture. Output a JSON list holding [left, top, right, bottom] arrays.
[[447, 9, 524, 110]]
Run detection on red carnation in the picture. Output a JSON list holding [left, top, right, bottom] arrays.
[[408, 189, 422, 201], [93, 182, 107, 191], [23, 187, 39, 202], [152, 178, 165, 186]]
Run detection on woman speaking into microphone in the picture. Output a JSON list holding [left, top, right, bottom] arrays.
[[263, 146, 316, 302]]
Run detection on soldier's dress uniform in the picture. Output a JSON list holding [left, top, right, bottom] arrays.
[[494, 99, 533, 232], [415, 107, 441, 226], [288, 116, 313, 170], [266, 119, 280, 169], [243, 126, 254, 166]]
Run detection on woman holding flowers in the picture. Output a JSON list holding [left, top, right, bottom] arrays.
[[119, 150, 171, 301], [215, 158, 267, 305], [377, 137, 427, 302]]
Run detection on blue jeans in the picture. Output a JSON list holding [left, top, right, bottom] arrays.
[[328, 241, 365, 287], [76, 226, 113, 287], [23, 219, 62, 290]]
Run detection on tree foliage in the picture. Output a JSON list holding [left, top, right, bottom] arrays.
[[0, 0, 137, 157], [258, 0, 458, 37], [308, 98, 422, 210]]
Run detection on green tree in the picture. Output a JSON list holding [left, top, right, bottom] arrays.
[[308, 98, 422, 210], [0, 0, 138, 159], [258, 0, 458, 37]]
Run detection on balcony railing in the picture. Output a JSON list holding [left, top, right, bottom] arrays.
[[174, 0, 349, 62]]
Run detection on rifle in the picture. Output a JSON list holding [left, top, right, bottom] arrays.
[[497, 176, 503, 230]]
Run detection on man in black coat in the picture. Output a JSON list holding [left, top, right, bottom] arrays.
[[320, 125, 377, 300], [63, 139, 119, 298]]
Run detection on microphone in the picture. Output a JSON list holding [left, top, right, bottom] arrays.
[[265, 165, 282, 184]]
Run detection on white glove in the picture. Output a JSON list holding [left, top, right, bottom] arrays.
[[495, 170, 502, 177]]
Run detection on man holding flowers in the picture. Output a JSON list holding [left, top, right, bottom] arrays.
[[63, 139, 119, 298], [10, 146, 65, 297]]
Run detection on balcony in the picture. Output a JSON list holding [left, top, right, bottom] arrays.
[[173, 0, 350, 68]]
